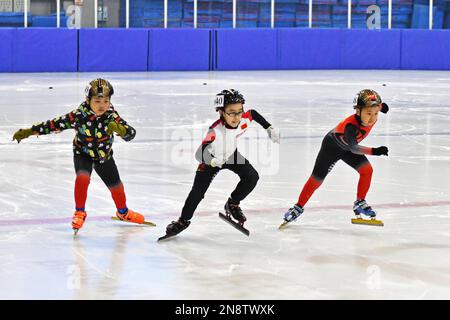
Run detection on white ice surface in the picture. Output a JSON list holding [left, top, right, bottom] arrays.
[[1, 70, 450, 299]]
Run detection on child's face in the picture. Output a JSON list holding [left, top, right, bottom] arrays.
[[89, 96, 111, 116], [357, 105, 380, 126], [220, 103, 244, 128]]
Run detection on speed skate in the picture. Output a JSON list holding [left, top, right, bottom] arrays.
[[351, 215, 384, 227], [111, 216, 156, 226], [219, 212, 250, 236]]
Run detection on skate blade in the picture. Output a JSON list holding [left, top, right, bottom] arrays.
[[351, 217, 384, 227], [157, 234, 176, 242], [219, 212, 250, 236], [278, 221, 290, 230], [111, 216, 156, 227]]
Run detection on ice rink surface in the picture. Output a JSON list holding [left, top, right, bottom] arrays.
[[1, 70, 450, 299]]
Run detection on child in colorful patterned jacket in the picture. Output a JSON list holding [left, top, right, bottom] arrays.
[[12, 78, 145, 234]]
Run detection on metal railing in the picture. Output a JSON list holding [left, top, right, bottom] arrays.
[[13, 0, 439, 29]]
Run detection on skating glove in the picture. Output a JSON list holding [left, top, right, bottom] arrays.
[[372, 146, 388, 156], [12, 128, 34, 144], [210, 158, 224, 168], [106, 121, 127, 137], [266, 126, 280, 144], [381, 103, 389, 114]]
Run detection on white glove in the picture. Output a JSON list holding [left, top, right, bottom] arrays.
[[266, 126, 280, 144], [210, 158, 224, 168]]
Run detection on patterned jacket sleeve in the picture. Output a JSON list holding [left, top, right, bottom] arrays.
[[111, 111, 136, 142], [31, 110, 77, 135]]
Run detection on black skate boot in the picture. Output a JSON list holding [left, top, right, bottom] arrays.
[[158, 218, 191, 241], [219, 198, 250, 236], [224, 198, 247, 225]]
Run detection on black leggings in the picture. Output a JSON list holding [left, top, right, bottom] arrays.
[[311, 134, 370, 181], [74, 153, 122, 188], [181, 151, 259, 221]]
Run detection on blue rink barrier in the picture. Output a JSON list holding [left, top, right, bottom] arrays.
[[0, 28, 77, 72], [148, 29, 211, 71], [401, 29, 450, 70], [1, 28, 450, 72], [0, 28, 14, 72], [278, 29, 342, 69], [78, 28, 148, 72], [215, 29, 278, 70], [340, 29, 401, 69]]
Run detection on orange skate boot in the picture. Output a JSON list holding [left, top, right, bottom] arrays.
[[115, 209, 144, 224], [72, 211, 87, 235]]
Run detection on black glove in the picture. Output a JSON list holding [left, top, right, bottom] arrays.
[[372, 146, 388, 156], [381, 103, 389, 114]]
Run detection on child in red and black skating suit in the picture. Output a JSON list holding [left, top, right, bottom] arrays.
[[282, 89, 389, 226], [160, 89, 280, 240], [12, 78, 145, 234]]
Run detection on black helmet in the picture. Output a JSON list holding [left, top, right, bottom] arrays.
[[214, 89, 245, 111], [85, 78, 114, 99], [353, 89, 389, 113]]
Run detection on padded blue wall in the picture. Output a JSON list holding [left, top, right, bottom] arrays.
[[13, 28, 77, 72], [79, 28, 148, 72], [267, 29, 402, 70], [216, 29, 278, 70], [341, 29, 401, 69], [278, 29, 342, 69], [401, 29, 450, 70], [148, 29, 210, 71], [1, 28, 450, 72], [0, 29, 13, 72]]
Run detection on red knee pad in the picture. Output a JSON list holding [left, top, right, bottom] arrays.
[[358, 163, 373, 176]]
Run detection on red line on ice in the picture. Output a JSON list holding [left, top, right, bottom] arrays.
[[1, 200, 450, 227]]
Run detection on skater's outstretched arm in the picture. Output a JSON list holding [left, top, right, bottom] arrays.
[[12, 128, 37, 143], [246, 109, 271, 129], [31, 110, 77, 135], [246, 109, 280, 144], [12, 110, 77, 143], [344, 124, 388, 156], [107, 110, 136, 142]]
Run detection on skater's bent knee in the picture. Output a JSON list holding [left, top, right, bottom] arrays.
[[253, 171, 260, 183], [75, 172, 91, 183], [243, 170, 259, 185], [358, 163, 373, 176]]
